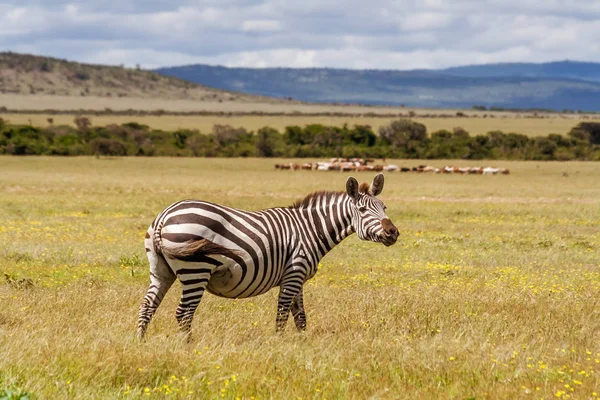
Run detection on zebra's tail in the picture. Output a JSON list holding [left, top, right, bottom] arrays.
[[160, 238, 239, 260], [152, 218, 165, 256]]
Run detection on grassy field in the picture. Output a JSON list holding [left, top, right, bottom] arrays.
[[1, 93, 582, 114], [0, 157, 599, 399], [3, 111, 599, 137]]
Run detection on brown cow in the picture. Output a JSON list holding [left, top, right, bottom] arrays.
[[340, 163, 357, 172], [357, 165, 375, 172]]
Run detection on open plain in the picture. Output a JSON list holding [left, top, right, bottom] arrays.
[[2, 92, 600, 137], [2, 111, 597, 137], [0, 157, 599, 399]]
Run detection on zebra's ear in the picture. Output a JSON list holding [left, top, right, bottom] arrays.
[[370, 173, 384, 196], [346, 176, 359, 200]]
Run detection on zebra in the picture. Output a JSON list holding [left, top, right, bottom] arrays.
[[137, 173, 398, 339]]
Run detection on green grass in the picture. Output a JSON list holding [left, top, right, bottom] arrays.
[[0, 157, 599, 399]]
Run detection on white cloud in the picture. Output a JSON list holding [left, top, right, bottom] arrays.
[[64, 4, 78, 17], [242, 19, 282, 32], [0, 0, 598, 70], [0, 6, 48, 35], [399, 12, 454, 31]]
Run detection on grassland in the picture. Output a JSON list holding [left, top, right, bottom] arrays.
[[0, 157, 599, 399], [3, 111, 599, 137]]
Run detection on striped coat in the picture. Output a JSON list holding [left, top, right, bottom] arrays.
[[137, 173, 398, 339]]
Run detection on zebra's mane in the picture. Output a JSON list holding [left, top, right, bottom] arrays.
[[289, 191, 345, 209], [358, 182, 371, 194]]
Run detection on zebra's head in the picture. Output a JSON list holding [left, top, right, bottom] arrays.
[[346, 173, 398, 247]]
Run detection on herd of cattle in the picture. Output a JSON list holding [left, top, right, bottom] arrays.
[[274, 158, 510, 175]]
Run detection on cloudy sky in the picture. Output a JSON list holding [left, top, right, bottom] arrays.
[[1, 0, 599, 70]]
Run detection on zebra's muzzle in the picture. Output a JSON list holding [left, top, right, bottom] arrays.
[[379, 218, 398, 246], [379, 233, 398, 246]]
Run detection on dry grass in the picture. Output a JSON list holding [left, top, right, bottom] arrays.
[[2, 91, 599, 137], [0, 157, 599, 399], [3, 111, 599, 137], [0, 94, 294, 112], [2, 93, 599, 116]]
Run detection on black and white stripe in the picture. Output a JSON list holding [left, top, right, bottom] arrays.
[[137, 173, 398, 339]]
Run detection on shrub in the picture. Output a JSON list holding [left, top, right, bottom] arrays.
[[89, 138, 127, 156], [379, 119, 427, 147], [256, 127, 284, 157], [213, 125, 253, 150], [345, 124, 377, 147], [74, 116, 91, 131], [569, 122, 600, 144], [533, 137, 557, 159], [0, 118, 598, 160]]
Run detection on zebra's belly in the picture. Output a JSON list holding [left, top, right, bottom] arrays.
[[205, 258, 277, 299], [206, 260, 244, 297]]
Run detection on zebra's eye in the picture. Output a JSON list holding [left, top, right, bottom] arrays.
[[358, 206, 367, 213]]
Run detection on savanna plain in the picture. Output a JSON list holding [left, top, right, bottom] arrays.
[[0, 157, 599, 399], [4, 111, 599, 138]]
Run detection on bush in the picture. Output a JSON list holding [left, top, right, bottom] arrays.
[[256, 127, 284, 157], [533, 137, 558, 159], [378, 119, 428, 158], [74, 116, 91, 131], [0, 118, 598, 160], [345, 124, 377, 147], [213, 125, 252, 148], [379, 119, 427, 147], [89, 138, 127, 156], [570, 122, 600, 144]]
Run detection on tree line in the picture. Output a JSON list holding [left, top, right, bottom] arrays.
[[1, 117, 599, 161]]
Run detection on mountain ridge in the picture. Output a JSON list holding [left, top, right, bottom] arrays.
[[155, 61, 600, 111], [441, 60, 600, 81], [1, 52, 599, 111]]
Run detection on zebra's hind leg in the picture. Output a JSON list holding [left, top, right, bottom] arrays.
[[290, 288, 307, 331], [174, 269, 211, 341], [137, 253, 176, 340]]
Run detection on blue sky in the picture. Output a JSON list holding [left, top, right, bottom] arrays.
[[1, 1, 599, 69]]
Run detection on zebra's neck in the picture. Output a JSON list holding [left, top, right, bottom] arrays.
[[287, 191, 355, 259]]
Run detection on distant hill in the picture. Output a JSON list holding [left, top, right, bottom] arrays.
[[442, 61, 600, 82], [155, 62, 600, 111], [0, 52, 274, 103], [3, 53, 599, 112]]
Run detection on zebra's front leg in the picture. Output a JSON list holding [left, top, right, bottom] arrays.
[[276, 272, 304, 332], [175, 272, 210, 341], [291, 287, 307, 331]]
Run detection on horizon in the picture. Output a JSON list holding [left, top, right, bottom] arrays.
[[2, 51, 597, 73], [157, 58, 596, 72]]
